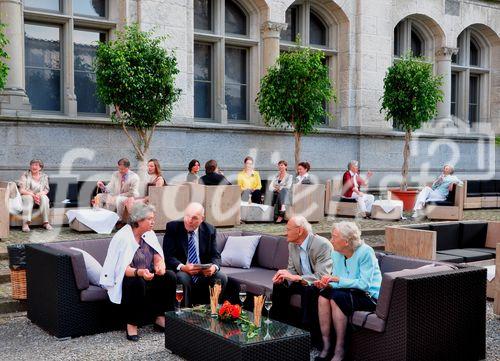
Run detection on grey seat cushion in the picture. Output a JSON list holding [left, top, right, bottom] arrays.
[[437, 249, 493, 262], [379, 254, 437, 274], [226, 268, 276, 295], [80, 285, 108, 302], [376, 265, 455, 320], [460, 222, 488, 248], [430, 223, 460, 251], [463, 247, 496, 256], [352, 311, 386, 332], [220, 266, 256, 276], [435, 253, 464, 263]]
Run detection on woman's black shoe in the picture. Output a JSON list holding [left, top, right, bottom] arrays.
[[314, 356, 329, 361], [126, 330, 139, 342], [153, 323, 165, 333]]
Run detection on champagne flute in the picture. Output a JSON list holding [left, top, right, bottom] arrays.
[[264, 292, 272, 324], [239, 284, 247, 306], [175, 284, 184, 315]]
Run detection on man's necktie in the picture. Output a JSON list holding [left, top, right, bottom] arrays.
[[187, 232, 199, 283]]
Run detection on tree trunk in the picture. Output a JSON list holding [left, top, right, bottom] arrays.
[[294, 131, 301, 167], [401, 130, 411, 191]]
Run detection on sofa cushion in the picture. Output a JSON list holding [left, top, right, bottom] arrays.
[[378, 254, 437, 274], [221, 235, 261, 269], [339, 197, 357, 203], [480, 180, 496, 195], [49, 238, 111, 265], [496, 179, 500, 194], [466, 180, 480, 196], [226, 268, 276, 295], [434, 253, 464, 263], [437, 249, 493, 262], [430, 223, 460, 251], [352, 311, 386, 332], [220, 266, 256, 276], [80, 285, 108, 302], [253, 234, 281, 269], [70, 247, 102, 286], [463, 247, 496, 256], [217, 231, 242, 253], [273, 238, 289, 270], [375, 264, 455, 320], [460, 222, 488, 248], [427, 186, 455, 206]]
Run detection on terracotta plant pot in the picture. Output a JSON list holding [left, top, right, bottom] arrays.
[[389, 188, 419, 211]]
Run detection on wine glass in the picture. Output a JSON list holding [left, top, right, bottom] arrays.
[[264, 292, 272, 324], [175, 284, 184, 315], [239, 284, 247, 306]]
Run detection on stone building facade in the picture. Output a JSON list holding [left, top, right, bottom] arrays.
[[0, 0, 498, 186]]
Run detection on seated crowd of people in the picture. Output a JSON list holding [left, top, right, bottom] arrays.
[[101, 199, 379, 361], [8, 156, 463, 231]]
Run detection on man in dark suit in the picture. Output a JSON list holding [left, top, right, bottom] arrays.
[[199, 159, 231, 186], [163, 202, 227, 306]]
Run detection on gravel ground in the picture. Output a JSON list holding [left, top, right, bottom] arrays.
[[0, 303, 498, 361]]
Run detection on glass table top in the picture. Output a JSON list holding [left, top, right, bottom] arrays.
[[165, 308, 309, 345]]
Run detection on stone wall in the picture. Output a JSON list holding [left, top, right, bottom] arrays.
[[1, 118, 495, 186]]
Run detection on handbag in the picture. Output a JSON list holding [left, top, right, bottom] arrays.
[[8, 182, 23, 214]]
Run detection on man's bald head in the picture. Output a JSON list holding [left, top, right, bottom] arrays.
[[184, 202, 205, 231]]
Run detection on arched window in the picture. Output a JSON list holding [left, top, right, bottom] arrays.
[[310, 12, 327, 46], [451, 28, 489, 126], [194, 0, 255, 123], [280, 1, 337, 126], [225, 0, 247, 35], [393, 18, 429, 58]]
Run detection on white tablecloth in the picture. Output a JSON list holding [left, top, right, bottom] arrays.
[[373, 199, 404, 213], [66, 208, 119, 234]]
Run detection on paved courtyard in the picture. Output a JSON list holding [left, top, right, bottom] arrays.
[[0, 209, 498, 360]]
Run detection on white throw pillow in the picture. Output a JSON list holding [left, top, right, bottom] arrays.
[[221, 235, 261, 269], [70, 247, 103, 286]]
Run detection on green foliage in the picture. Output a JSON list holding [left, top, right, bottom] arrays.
[[0, 23, 10, 91], [256, 45, 335, 164], [257, 46, 335, 134], [380, 52, 443, 132], [496, 136, 500, 146], [95, 24, 180, 159]]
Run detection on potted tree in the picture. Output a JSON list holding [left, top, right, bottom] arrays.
[[95, 24, 180, 163], [256, 44, 336, 166], [380, 52, 443, 210], [0, 22, 9, 89]]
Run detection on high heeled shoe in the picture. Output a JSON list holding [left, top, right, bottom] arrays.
[[126, 330, 139, 342]]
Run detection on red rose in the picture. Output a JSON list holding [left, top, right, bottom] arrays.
[[231, 305, 241, 319]]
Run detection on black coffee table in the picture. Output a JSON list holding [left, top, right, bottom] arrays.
[[164, 309, 310, 361]]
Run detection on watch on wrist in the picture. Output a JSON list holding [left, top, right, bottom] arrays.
[[134, 268, 139, 277]]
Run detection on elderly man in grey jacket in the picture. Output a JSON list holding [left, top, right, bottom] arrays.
[[272, 216, 333, 344]]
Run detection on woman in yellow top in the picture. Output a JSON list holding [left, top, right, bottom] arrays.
[[237, 156, 263, 204]]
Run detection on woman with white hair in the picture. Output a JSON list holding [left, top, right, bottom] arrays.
[[100, 203, 176, 341], [412, 164, 463, 218], [313, 222, 381, 361]]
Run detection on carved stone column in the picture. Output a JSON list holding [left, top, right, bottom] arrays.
[[261, 21, 287, 74], [0, 0, 31, 116], [434, 46, 458, 129]]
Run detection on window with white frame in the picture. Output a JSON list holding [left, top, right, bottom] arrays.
[[280, 1, 337, 126], [451, 28, 490, 126], [23, 0, 112, 115], [193, 0, 255, 123]]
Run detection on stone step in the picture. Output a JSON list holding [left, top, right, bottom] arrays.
[[0, 297, 27, 314], [0, 269, 10, 284]]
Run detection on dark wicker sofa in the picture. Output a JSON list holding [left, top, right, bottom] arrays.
[[26, 232, 486, 361]]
